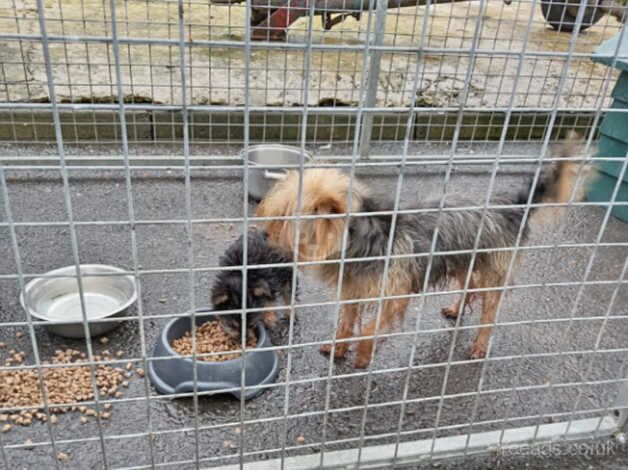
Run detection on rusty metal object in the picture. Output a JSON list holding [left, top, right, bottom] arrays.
[[250, 0, 310, 41], [214, 0, 474, 40], [214, 0, 465, 9], [213, 0, 624, 40]]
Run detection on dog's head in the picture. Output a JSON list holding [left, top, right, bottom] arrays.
[[256, 169, 364, 261], [211, 271, 273, 338]]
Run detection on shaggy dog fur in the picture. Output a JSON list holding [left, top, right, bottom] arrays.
[[211, 229, 296, 337], [256, 133, 588, 368]]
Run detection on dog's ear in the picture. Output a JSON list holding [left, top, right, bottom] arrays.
[[310, 217, 344, 260], [299, 194, 345, 261], [252, 279, 272, 299], [256, 174, 295, 250]]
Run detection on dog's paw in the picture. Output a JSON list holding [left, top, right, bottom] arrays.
[[441, 305, 460, 319], [274, 315, 292, 334], [353, 355, 371, 369], [320, 343, 347, 359], [468, 342, 487, 359]]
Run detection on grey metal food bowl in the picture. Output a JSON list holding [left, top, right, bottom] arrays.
[[148, 309, 279, 400], [244, 144, 312, 200], [20, 264, 137, 338]]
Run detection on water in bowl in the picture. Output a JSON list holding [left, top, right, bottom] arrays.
[[44, 292, 121, 322]]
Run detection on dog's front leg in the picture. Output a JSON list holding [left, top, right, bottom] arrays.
[[280, 285, 298, 324], [320, 302, 359, 359], [262, 310, 279, 329], [441, 273, 477, 319], [355, 298, 408, 368], [470, 288, 500, 359]]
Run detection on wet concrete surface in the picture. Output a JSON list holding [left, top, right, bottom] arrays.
[[0, 143, 627, 468]]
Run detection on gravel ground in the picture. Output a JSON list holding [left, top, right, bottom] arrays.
[[0, 143, 626, 469]]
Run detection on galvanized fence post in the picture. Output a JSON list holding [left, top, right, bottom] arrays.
[[358, 0, 389, 158]]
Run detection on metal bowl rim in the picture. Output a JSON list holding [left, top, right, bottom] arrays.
[[19, 264, 138, 323], [240, 144, 313, 162]]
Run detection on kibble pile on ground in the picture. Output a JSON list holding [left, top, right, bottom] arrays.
[[0, 340, 140, 432], [171, 320, 256, 362]]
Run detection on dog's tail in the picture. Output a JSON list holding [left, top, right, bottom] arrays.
[[517, 131, 593, 221]]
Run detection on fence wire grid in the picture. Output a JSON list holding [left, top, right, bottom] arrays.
[[0, 0, 628, 468]]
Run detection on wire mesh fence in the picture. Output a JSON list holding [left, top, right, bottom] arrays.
[[0, 0, 627, 468], [1, 0, 627, 147]]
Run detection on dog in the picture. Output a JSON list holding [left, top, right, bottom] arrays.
[[211, 229, 297, 338], [256, 134, 588, 367]]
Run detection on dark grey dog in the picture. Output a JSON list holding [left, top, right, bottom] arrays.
[[211, 229, 296, 338]]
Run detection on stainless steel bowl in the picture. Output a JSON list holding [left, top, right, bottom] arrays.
[[20, 264, 137, 338], [243, 144, 312, 200]]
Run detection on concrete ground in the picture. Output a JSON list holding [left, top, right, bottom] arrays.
[[0, 0, 622, 108], [0, 143, 627, 469]]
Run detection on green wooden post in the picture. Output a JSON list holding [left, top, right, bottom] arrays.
[[589, 29, 628, 222]]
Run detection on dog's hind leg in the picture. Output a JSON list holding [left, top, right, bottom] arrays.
[[441, 271, 477, 319], [469, 272, 505, 359], [320, 302, 360, 358], [354, 298, 409, 368]]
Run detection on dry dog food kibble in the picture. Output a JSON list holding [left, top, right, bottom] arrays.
[[171, 320, 256, 362], [0, 349, 126, 430]]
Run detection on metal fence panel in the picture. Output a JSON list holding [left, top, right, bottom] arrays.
[[0, 0, 627, 468]]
